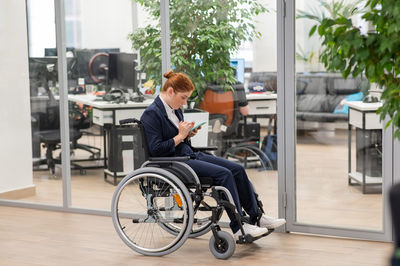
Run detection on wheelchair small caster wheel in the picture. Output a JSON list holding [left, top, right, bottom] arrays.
[[209, 231, 235, 259], [80, 169, 86, 175]]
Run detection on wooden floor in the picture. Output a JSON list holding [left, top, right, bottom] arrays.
[[1, 128, 389, 265], [0, 206, 392, 266]]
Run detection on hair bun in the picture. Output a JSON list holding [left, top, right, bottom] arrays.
[[163, 70, 175, 79]]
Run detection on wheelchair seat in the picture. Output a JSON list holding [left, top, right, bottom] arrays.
[[143, 160, 215, 189]]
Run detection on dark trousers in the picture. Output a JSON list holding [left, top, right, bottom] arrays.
[[186, 152, 258, 233]]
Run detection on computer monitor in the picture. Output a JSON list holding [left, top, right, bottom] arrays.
[[29, 57, 75, 95], [44, 47, 75, 56], [230, 58, 245, 84], [108, 52, 138, 92], [29, 57, 59, 92], [72, 48, 120, 84]]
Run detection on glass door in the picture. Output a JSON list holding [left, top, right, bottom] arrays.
[[283, 0, 392, 241], [0, 0, 63, 206], [162, 0, 280, 221]]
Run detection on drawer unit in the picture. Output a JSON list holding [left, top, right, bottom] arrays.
[[92, 108, 146, 126], [349, 108, 381, 130], [115, 109, 146, 125], [92, 108, 113, 126], [248, 99, 276, 115]]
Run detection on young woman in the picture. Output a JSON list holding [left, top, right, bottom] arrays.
[[140, 70, 286, 238]]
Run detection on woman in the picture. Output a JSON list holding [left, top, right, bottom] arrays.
[[140, 70, 286, 238]]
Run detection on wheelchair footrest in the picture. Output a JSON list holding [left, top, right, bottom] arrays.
[[236, 229, 274, 244]]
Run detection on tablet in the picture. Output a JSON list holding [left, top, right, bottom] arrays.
[[189, 121, 206, 132]]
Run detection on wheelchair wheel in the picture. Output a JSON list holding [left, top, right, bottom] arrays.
[[159, 196, 222, 238], [209, 231, 236, 259], [223, 145, 273, 170], [111, 167, 194, 256]]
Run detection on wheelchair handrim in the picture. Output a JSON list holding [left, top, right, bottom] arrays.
[[112, 172, 191, 254]]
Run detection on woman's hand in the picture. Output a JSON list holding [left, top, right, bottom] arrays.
[[179, 121, 195, 137], [188, 125, 201, 138], [174, 121, 194, 146]]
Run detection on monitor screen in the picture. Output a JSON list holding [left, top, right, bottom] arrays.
[[108, 52, 138, 91], [230, 58, 245, 84], [29, 57, 75, 95], [72, 48, 120, 84], [29, 57, 59, 90], [44, 47, 75, 56]]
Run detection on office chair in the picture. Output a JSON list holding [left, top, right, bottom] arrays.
[[30, 59, 101, 175], [69, 103, 101, 159], [31, 93, 86, 175], [198, 84, 273, 170], [390, 183, 400, 266]]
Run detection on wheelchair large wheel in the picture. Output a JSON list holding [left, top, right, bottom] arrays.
[[111, 167, 194, 256], [159, 196, 222, 238]]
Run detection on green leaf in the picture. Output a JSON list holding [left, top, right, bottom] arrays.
[[309, 25, 317, 37]]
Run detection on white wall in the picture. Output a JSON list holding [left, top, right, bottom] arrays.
[[253, 0, 277, 72], [79, 0, 134, 53], [27, 0, 56, 57], [0, 0, 34, 193]]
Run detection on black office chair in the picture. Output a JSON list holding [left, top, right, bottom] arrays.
[[199, 84, 273, 170], [30, 59, 101, 175], [69, 103, 101, 159], [390, 183, 400, 266], [31, 94, 86, 175]]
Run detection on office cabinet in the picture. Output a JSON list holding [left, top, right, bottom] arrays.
[[347, 101, 383, 194]]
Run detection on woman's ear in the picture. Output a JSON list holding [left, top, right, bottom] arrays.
[[166, 86, 174, 96]]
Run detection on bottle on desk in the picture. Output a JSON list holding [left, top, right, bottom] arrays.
[[78, 78, 86, 94]]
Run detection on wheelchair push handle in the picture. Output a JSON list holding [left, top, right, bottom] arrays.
[[119, 118, 141, 126]]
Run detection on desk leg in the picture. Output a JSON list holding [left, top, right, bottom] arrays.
[[348, 124, 352, 185], [103, 127, 107, 181], [362, 127, 366, 194]]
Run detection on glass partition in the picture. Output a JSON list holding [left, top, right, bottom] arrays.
[[164, 0, 279, 218], [62, 0, 160, 209], [295, 0, 383, 230], [0, 0, 63, 205]]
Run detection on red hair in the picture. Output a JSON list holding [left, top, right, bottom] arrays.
[[162, 70, 195, 93]]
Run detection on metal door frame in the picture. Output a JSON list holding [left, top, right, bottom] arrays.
[[277, 0, 393, 241]]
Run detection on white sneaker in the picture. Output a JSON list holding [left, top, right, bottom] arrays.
[[259, 215, 286, 229], [234, 223, 269, 239]]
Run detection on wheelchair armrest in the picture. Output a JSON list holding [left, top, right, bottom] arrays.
[[148, 156, 190, 162], [192, 146, 218, 152]]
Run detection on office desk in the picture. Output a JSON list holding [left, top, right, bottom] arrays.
[[68, 94, 153, 126], [68, 94, 209, 146], [246, 93, 277, 117], [69, 94, 209, 184]]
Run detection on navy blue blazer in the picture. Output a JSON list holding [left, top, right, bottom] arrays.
[[140, 96, 194, 157]]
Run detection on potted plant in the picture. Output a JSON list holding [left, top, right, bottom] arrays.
[[296, 0, 366, 72], [305, 0, 400, 139], [129, 0, 267, 103]]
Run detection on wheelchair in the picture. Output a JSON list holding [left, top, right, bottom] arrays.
[[111, 118, 273, 259]]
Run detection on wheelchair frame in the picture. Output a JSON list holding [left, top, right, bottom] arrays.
[[111, 118, 273, 259]]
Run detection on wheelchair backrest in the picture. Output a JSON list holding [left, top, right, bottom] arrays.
[[119, 118, 150, 164]]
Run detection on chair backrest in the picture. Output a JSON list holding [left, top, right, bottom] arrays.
[[198, 84, 241, 137]]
